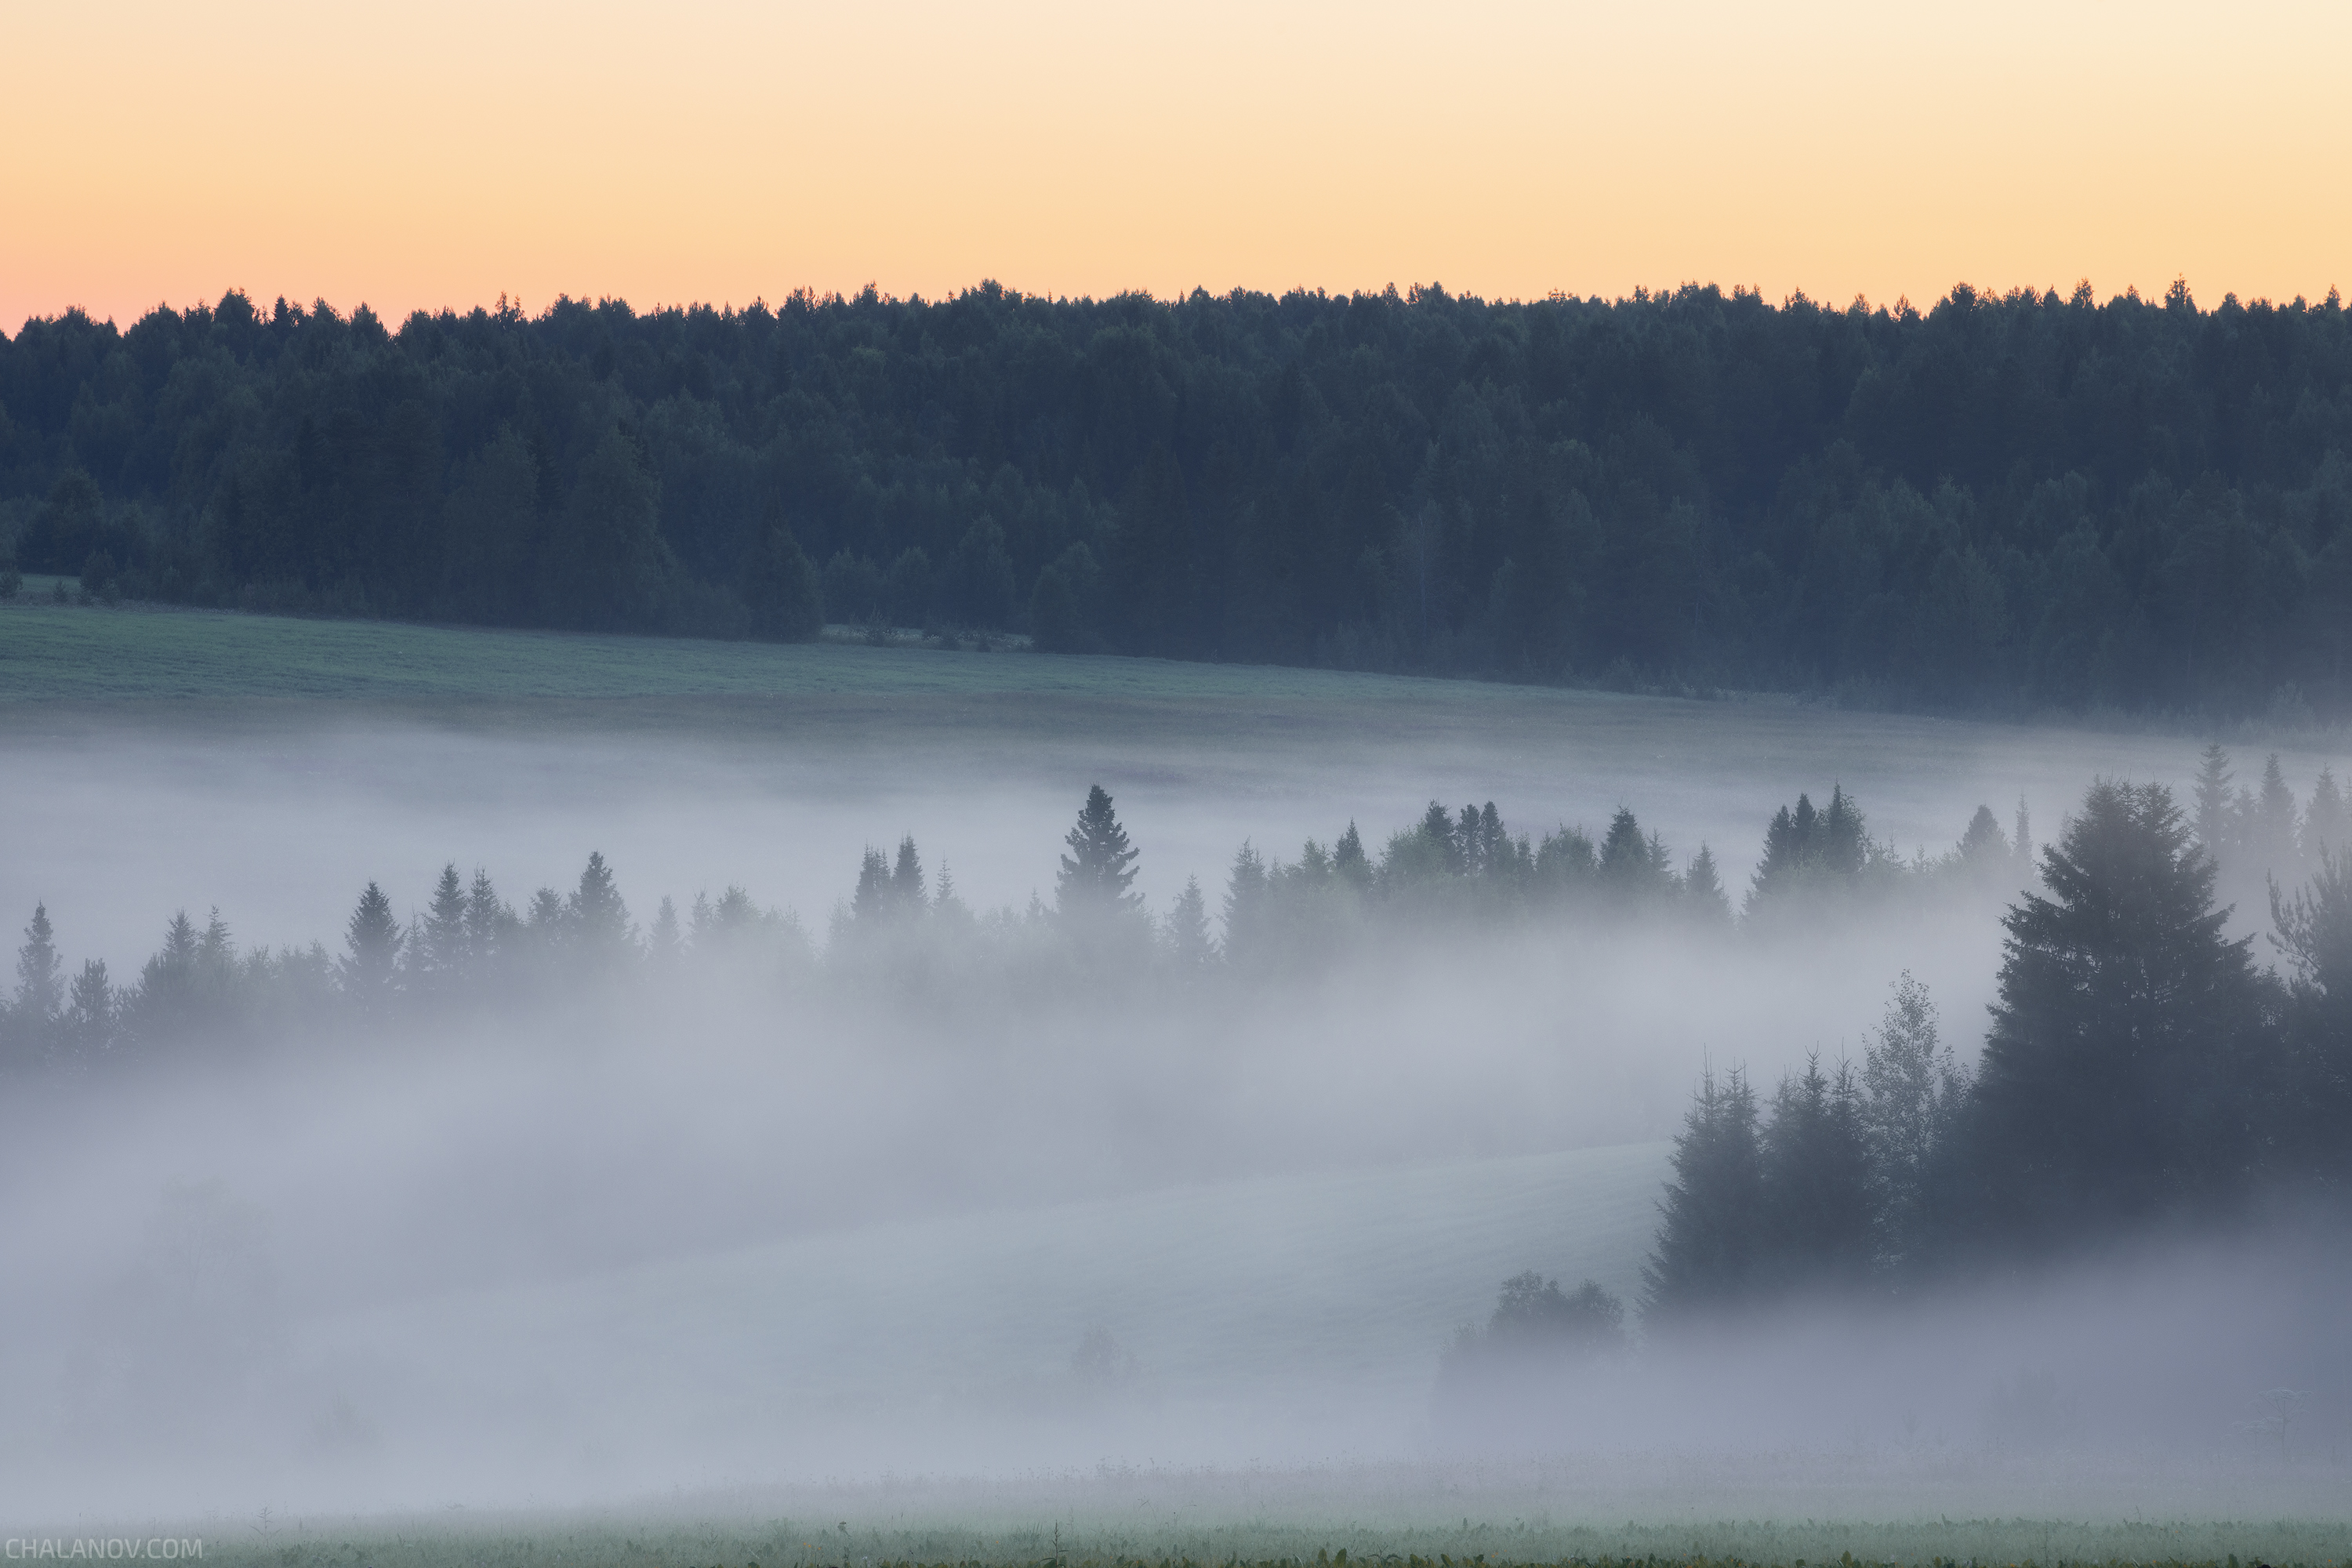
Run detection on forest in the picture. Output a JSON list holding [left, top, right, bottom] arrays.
[[5, 750, 2348, 1312], [4, 281, 2351, 715]]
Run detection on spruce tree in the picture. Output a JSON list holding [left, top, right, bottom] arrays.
[[2255, 753, 2302, 878], [1820, 785, 1867, 876], [1759, 1055, 1874, 1291], [890, 836, 929, 916], [1162, 876, 1216, 974], [2192, 744, 2236, 860], [1641, 1066, 1765, 1320], [1055, 784, 1142, 918], [64, 959, 113, 1062], [1681, 845, 1733, 924], [850, 848, 891, 927], [417, 864, 469, 992], [2302, 766, 2349, 862], [1966, 780, 2263, 1242], [648, 895, 682, 974], [339, 881, 403, 1011], [464, 868, 510, 972], [1333, 822, 1372, 891], [13, 902, 63, 1058], [134, 911, 202, 1040], [568, 851, 633, 962], [1220, 842, 1268, 964], [1599, 808, 1667, 901]]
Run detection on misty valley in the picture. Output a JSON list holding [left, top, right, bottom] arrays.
[[2, 681, 2347, 1548]]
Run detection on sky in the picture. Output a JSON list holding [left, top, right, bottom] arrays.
[[5, 0, 2349, 328]]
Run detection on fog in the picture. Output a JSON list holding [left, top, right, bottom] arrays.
[[2, 684, 2346, 1533]]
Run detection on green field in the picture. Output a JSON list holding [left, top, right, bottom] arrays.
[[85, 1515, 2352, 1568], [0, 599, 1566, 706]]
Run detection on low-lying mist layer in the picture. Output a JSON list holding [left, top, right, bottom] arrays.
[[2, 741, 2347, 1526]]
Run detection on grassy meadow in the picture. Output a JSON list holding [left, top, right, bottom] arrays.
[[86, 1507, 2352, 1568], [0, 598, 1548, 706]]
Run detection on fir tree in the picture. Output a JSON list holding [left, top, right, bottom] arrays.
[[1162, 875, 1216, 973], [1759, 1054, 1874, 1290], [1056, 784, 1142, 918], [890, 836, 929, 916], [1641, 1065, 1765, 1320], [63, 959, 114, 1062], [648, 895, 682, 974], [13, 902, 63, 1056], [1599, 808, 1668, 900], [1221, 842, 1269, 964], [2192, 743, 2236, 860], [1955, 804, 2012, 884], [1966, 780, 2263, 1243], [568, 851, 633, 961], [2256, 753, 2302, 878], [1681, 846, 1733, 924], [2302, 766, 2349, 862], [1333, 822, 1372, 891], [850, 848, 891, 927], [340, 881, 403, 1010], [416, 864, 469, 991], [464, 868, 510, 971], [1420, 800, 1464, 875]]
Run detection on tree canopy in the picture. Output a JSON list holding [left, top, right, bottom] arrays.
[[5, 281, 2351, 712]]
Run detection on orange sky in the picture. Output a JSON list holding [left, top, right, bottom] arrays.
[[6, 0, 2347, 329]]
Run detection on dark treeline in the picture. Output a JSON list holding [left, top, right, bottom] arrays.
[[5, 281, 2352, 714], [2, 777, 2025, 1069]]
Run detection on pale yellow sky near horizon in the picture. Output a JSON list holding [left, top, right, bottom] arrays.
[[5, 0, 2347, 328]]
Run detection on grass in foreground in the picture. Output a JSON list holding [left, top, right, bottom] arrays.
[[136, 1523, 2352, 1568]]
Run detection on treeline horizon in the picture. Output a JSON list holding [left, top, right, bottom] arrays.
[[6, 744, 2347, 1068], [5, 775, 2020, 1066], [4, 280, 2350, 715]]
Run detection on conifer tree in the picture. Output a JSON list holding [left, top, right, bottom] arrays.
[[417, 864, 469, 991], [1682, 845, 1732, 924], [133, 911, 202, 1039], [1333, 822, 1372, 891], [1760, 1054, 1874, 1290], [1966, 780, 2263, 1242], [568, 851, 633, 962], [890, 836, 929, 916], [1221, 842, 1269, 964], [1420, 800, 1464, 875], [13, 902, 63, 1056], [1641, 1065, 1764, 1320], [339, 881, 403, 1010], [1162, 876, 1216, 973], [464, 868, 510, 971], [1820, 785, 1867, 876], [648, 895, 682, 974], [1599, 808, 1668, 900], [1955, 804, 2012, 884], [850, 848, 891, 927], [2302, 766, 2349, 862], [1056, 784, 1142, 918], [2256, 754, 2302, 878], [63, 959, 114, 1061], [2193, 744, 2235, 859]]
